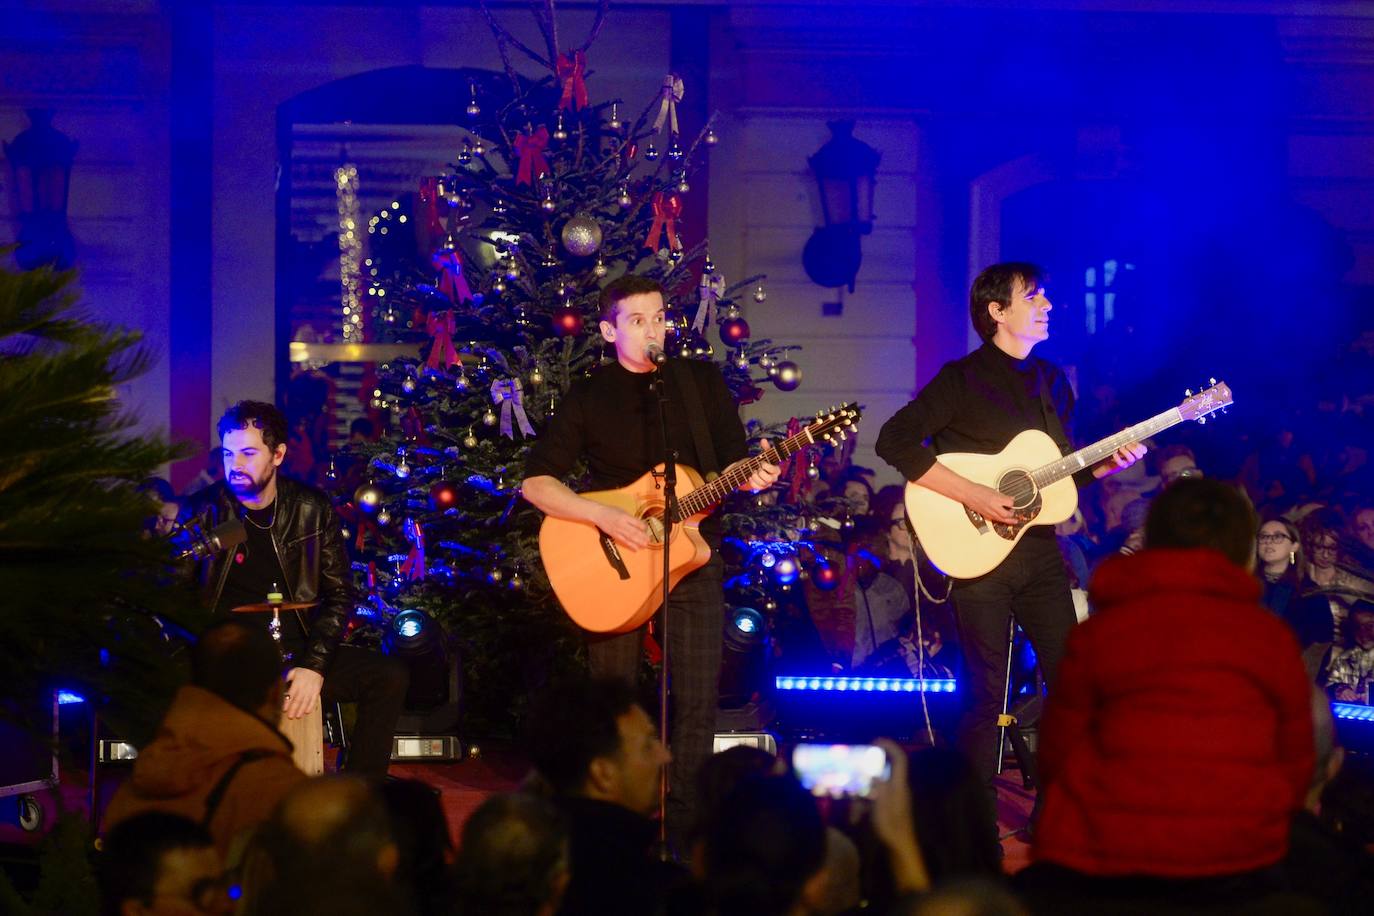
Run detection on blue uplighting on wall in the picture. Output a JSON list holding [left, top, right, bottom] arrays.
[[775, 676, 956, 693]]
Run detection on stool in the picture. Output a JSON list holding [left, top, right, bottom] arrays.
[[280, 705, 324, 776]]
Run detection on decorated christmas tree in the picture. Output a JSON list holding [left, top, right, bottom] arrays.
[[326, 4, 851, 734]]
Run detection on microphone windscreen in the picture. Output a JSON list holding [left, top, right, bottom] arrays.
[[212, 518, 248, 551]]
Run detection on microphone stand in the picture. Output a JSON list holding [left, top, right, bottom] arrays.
[[650, 361, 677, 858]]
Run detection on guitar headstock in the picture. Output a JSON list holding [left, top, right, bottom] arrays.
[[1178, 379, 1233, 424], [811, 402, 862, 446]]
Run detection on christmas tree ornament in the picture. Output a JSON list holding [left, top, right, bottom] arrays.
[[354, 482, 385, 514], [471, 135, 486, 156], [608, 101, 622, 129], [644, 142, 659, 161], [704, 126, 719, 146], [763, 597, 778, 612], [492, 278, 506, 293], [376, 508, 392, 526], [540, 193, 557, 213], [540, 251, 560, 269], [508, 571, 524, 590], [593, 256, 608, 278], [456, 144, 472, 166], [556, 50, 589, 111], [753, 284, 768, 303], [676, 177, 690, 193], [463, 428, 478, 449], [561, 216, 603, 257], [395, 456, 411, 479], [773, 360, 802, 391], [553, 303, 582, 337], [644, 192, 682, 253], [735, 352, 751, 370], [552, 113, 569, 142], [402, 377, 416, 394], [466, 81, 481, 118], [504, 260, 521, 281], [842, 514, 855, 530], [429, 480, 458, 510], [514, 127, 550, 186], [758, 353, 774, 370], [529, 366, 544, 385], [490, 378, 535, 439], [813, 563, 839, 591], [695, 271, 725, 332], [482, 408, 498, 427], [456, 370, 469, 390], [325, 460, 338, 482], [703, 255, 715, 273], [617, 185, 632, 208], [667, 140, 684, 161], [487, 567, 505, 584], [653, 74, 684, 137], [492, 198, 508, 215], [719, 316, 751, 345]]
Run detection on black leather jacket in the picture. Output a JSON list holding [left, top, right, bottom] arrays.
[[185, 477, 355, 676]]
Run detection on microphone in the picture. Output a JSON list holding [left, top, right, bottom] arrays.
[[177, 518, 247, 561], [645, 342, 669, 366]]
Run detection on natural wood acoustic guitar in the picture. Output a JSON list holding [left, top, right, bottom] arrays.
[[904, 381, 1233, 579]]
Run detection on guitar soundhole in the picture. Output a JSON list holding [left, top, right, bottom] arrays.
[[642, 506, 668, 546], [991, 469, 1041, 541]]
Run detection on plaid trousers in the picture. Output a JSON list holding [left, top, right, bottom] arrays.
[[588, 555, 723, 844]]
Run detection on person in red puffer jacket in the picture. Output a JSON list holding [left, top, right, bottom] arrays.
[[1029, 478, 1315, 895]]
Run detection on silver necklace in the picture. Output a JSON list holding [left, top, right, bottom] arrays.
[[242, 501, 276, 530]]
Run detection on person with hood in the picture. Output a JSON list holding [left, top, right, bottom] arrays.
[[103, 620, 307, 859]]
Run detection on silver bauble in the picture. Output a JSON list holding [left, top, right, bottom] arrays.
[[561, 217, 603, 257]]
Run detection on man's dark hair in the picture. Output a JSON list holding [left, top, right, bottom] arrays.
[[1144, 477, 1258, 569], [349, 417, 375, 439], [1301, 507, 1346, 548], [969, 262, 1043, 342], [99, 812, 215, 916], [191, 619, 283, 714], [524, 677, 639, 796], [1152, 443, 1200, 479], [597, 274, 665, 322], [217, 400, 289, 450], [453, 792, 569, 916]]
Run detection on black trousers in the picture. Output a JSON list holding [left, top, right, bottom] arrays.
[[951, 534, 1075, 795], [284, 641, 409, 779], [587, 556, 723, 847]]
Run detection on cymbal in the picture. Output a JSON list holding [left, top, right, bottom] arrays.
[[230, 601, 318, 613]]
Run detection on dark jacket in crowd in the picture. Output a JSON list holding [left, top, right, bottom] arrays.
[[1034, 549, 1314, 878], [185, 477, 355, 676], [556, 797, 688, 916]]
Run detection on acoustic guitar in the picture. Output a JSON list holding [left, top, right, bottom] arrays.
[[904, 381, 1233, 580], [539, 404, 862, 633]]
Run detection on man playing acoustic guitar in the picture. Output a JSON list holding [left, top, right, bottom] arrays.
[[875, 263, 1146, 828], [522, 275, 779, 849]]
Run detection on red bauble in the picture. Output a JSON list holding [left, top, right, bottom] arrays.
[[719, 316, 751, 345], [553, 306, 583, 337], [429, 481, 459, 510], [812, 563, 840, 591]]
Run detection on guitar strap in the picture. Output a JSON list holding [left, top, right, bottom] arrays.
[[665, 359, 721, 481], [1035, 367, 1072, 456]]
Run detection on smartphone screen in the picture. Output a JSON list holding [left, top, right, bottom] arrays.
[[791, 743, 890, 798]]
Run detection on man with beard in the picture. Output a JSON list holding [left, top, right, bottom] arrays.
[[185, 401, 407, 778]]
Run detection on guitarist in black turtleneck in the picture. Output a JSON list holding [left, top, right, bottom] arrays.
[[875, 262, 1146, 827]]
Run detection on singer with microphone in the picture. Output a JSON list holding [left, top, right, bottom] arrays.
[[522, 275, 780, 851], [182, 400, 408, 778]]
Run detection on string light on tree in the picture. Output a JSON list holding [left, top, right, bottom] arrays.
[[334, 163, 363, 342]]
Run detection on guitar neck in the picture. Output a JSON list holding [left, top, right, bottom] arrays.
[[1032, 407, 1183, 487], [672, 428, 814, 521]]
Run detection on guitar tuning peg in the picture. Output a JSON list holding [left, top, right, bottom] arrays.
[[1198, 416, 1207, 425], [1209, 377, 1217, 386]]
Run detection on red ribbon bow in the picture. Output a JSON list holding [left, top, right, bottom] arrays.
[[556, 51, 589, 112], [432, 248, 473, 305], [515, 127, 550, 186], [399, 519, 426, 581], [644, 192, 683, 252], [425, 310, 460, 370]]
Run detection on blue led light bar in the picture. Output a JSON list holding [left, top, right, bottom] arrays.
[[775, 676, 957, 694], [1333, 702, 1374, 722]]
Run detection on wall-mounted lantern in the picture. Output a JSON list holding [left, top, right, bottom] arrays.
[[5, 109, 78, 270], [803, 120, 880, 293]]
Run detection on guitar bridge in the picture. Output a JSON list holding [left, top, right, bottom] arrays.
[[599, 532, 631, 580]]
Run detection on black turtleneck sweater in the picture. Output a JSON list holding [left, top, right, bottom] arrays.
[[875, 341, 1095, 494], [525, 357, 748, 545]]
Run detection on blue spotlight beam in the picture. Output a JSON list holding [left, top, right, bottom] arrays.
[[775, 676, 956, 694]]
